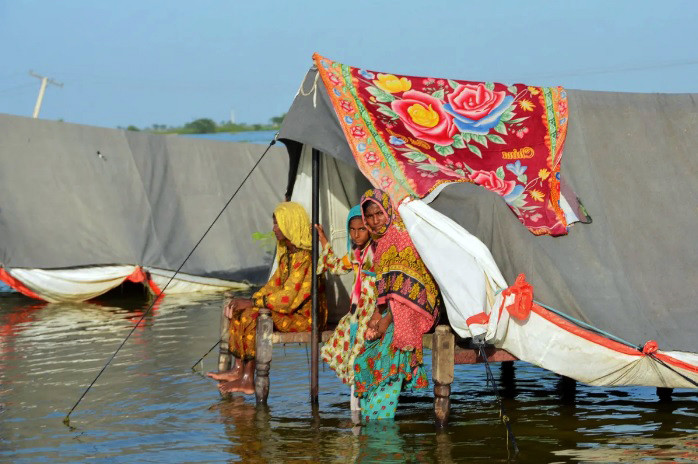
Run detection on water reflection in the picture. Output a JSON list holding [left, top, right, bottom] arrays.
[[214, 398, 272, 463], [0, 291, 696, 463], [355, 421, 407, 463]]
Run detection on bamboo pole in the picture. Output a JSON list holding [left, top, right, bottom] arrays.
[[310, 148, 320, 404]]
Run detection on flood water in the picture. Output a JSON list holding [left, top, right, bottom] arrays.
[[1, 290, 696, 463]]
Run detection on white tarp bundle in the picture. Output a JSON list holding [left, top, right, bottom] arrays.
[[0, 114, 288, 301]]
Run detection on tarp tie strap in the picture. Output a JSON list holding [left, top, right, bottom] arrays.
[[64, 136, 279, 428]]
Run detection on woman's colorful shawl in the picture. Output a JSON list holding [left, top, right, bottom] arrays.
[[361, 188, 439, 352], [314, 53, 570, 236]]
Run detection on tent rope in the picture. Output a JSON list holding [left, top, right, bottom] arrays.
[[647, 354, 698, 388], [63, 135, 279, 427], [532, 299, 642, 350], [478, 343, 519, 458], [190, 340, 220, 371]]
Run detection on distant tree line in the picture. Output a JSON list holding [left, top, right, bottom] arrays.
[[119, 113, 286, 134]]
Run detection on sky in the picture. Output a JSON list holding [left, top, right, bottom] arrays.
[[1, 0, 697, 129]]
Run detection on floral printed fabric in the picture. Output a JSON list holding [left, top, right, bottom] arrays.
[[229, 249, 327, 360], [314, 53, 570, 236], [318, 243, 377, 384], [354, 324, 429, 422]]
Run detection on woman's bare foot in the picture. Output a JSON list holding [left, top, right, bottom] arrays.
[[218, 377, 255, 395], [218, 360, 256, 395], [218, 379, 240, 394], [207, 369, 242, 382], [207, 358, 243, 381]]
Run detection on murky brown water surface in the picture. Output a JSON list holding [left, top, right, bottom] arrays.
[[1, 291, 696, 462]]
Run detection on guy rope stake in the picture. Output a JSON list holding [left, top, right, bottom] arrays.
[[63, 135, 279, 427], [191, 340, 221, 371], [477, 341, 519, 459]]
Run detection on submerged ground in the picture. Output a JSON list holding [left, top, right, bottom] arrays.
[[0, 291, 696, 463]]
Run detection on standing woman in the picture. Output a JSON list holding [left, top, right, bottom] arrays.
[[354, 189, 440, 422], [211, 202, 327, 394]]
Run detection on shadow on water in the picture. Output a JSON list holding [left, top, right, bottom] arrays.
[[0, 291, 696, 462]]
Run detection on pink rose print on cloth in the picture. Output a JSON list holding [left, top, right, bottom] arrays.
[[391, 90, 457, 145], [351, 126, 367, 139], [469, 170, 516, 196], [444, 83, 514, 135], [364, 151, 379, 166], [327, 72, 341, 86], [380, 176, 394, 190], [340, 99, 355, 113]]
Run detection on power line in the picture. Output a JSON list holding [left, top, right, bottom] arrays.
[[0, 83, 37, 95], [517, 58, 698, 81]]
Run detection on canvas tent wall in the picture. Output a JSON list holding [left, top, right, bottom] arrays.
[[279, 60, 698, 388], [0, 114, 288, 302]]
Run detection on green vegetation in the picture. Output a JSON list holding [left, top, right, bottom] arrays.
[[119, 114, 286, 134]]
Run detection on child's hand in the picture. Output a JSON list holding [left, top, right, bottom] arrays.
[[377, 311, 392, 335], [365, 308, 387, 341], [365, 327, 380, 340], [314, 224, 329, 247]]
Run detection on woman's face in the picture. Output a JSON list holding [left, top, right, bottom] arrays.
[[363, 202, 387, 234], [348, 217, 370, 248], [272, 215, 286, 242]]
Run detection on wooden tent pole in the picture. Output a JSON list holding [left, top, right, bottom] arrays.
[[310, 148, 320, 404]]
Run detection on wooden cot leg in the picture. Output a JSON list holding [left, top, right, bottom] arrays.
[[255, 308, 273, 405], [558, 375, 577, 404], [433, 325, 455, 428], [217, 293, 233, 372], [500, 361, 517, 399], [657, 387, 673, 402]]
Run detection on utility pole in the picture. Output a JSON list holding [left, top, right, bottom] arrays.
[[29, 71, 63, 118]]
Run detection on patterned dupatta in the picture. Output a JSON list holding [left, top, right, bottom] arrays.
[[346, 205, 376, 307], [360, 189, 439, 350]]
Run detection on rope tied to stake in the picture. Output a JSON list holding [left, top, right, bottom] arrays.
[[478, 342, 519, 459]]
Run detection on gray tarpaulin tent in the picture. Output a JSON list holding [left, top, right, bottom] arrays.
[[0, 113, 288, 300], [280, 66, 698, 356]]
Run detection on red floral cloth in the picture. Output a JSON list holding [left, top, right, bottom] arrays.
[[314, 53, 570, 236]]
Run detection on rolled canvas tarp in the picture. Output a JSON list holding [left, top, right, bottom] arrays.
[[280, 67, 698, 355], [0, 113, 288, 299]]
